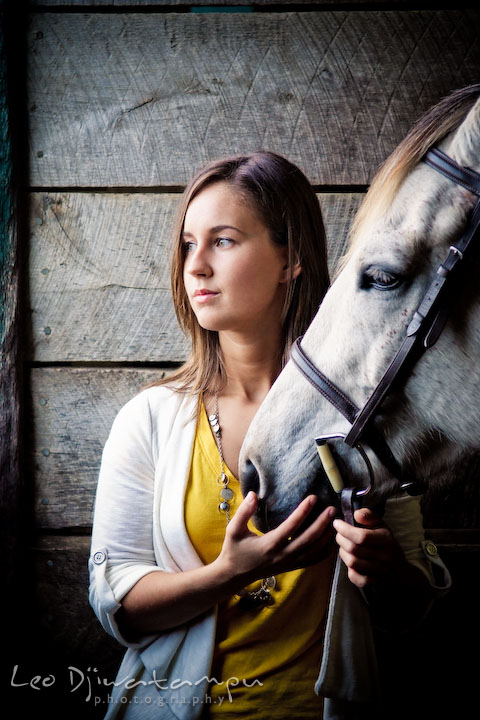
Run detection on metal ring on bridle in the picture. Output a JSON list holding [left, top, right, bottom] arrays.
[[315, 433, 374, 497]]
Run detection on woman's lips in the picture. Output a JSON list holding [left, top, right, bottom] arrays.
[[193, 290, 219, 303]]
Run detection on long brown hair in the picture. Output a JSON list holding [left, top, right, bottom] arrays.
[[158, 150, 329, 395]]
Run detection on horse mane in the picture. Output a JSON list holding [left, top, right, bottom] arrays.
[[336, 84, 480, 276]]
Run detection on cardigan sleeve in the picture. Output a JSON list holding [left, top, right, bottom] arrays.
[[384, 494, 451, 594], [88, 390, 165, 649]]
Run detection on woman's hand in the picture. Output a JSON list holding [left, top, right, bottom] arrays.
[[216, 491, 336, 592], [334, 507, 435, 629], [333, 507, 405, 588], [119, 493, 336, 636]]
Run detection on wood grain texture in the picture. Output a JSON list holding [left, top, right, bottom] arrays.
[[32, 366, 167, 529], [29, 192, 188, 362], [0, 8, 24, 625], [29, 191, 361, 362], [0, 41, 17, 536], [28, 11, 480, 187], [34, 535, 122, 663]]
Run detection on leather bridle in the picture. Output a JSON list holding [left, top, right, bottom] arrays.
[[291, 148, 480, 518]]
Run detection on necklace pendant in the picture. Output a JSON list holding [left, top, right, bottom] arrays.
[[257, 589, 272, 605], [210, 391, 275, 609], [216, 472, 228, 486], [209, 413, 221, 436], [220, 487, 234, 501], [238, 588, 273, 610]]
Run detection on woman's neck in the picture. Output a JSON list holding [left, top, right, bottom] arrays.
[[218, 328, 283, 402]]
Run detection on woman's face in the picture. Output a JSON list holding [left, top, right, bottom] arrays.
[[182, 181, 289, 336]]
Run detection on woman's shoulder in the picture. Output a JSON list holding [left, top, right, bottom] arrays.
[[113, 383, 197, 428], [104, 383, 198, 459]]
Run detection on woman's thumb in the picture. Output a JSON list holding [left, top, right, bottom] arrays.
[[353, 506, 384, 528]]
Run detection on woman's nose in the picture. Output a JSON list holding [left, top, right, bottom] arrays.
[[185, 245, 212, 277]]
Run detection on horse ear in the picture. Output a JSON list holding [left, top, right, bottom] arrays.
[[444, 94, 480, 172]]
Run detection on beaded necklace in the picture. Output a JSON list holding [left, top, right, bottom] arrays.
[[208, 391, 276, 608]]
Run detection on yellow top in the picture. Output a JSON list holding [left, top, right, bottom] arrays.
[[184, 403, 335, 718]]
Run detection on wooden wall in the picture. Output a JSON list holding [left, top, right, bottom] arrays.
[[4, 1, 480, 717]]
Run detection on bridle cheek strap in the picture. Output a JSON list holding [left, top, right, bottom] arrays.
[[289, 336, 358, 426], [291, 146, 480, 497], [291, 338, 420, 494]]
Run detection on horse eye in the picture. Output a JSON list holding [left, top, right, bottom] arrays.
[[361, 267, 402, 291]]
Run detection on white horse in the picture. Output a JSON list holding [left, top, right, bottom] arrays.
[[240, 85, 480, 532]]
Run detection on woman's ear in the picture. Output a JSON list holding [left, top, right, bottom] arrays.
[[291, 259, 302, 280], [280, 253, 302, 283]]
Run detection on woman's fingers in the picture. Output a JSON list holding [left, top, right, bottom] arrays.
[[269, 494, 317, 541], [226, 490, 258, 539], [284, 504, 336, 553], [223, 493, 336, 581], [333, 511, 403, 587], [334, 524, 390, 558], [265, 502, 336, 573], [341, 560, 376, 588], [333, 516, 389, 549], [353, 507, 384, 528], [271, 496, 335, 547]]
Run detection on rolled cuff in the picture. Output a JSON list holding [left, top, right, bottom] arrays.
[[88, 546, 163, 649], [384, 494, 451, 593]]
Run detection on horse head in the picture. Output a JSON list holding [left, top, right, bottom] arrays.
[[240, 85, 480, 533]]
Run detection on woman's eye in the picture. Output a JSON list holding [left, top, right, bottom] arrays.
[[361, 267, 402, 291], [215, 237, 233, 248], [183, 241, 196, 253]]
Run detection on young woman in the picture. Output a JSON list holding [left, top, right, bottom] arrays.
[[89, 151, 446, 719]]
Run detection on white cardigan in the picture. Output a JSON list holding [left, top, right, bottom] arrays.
[[89, 386, 216, 719], [89, 385, 451, 720]]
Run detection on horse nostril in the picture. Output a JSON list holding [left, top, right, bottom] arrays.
[[241, 458, 260, 496]]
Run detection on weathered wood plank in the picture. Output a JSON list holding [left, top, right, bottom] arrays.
[[29, 191, 361, 362], [32, 367, 168, 529], [28, 11, 480, 187], [29, 192, 188, 362], [34, 535, 122, 662], [0, 11, 18, 574], [0, 3, 27, 640]]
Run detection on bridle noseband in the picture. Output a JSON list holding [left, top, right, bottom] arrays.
[[291, 147, 480, 520]]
